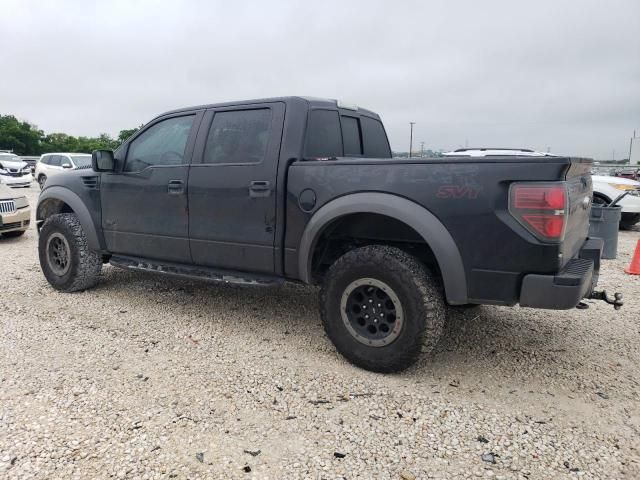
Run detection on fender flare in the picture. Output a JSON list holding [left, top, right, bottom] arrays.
[[297, 192, 468, 305], [37, 186, 103, 251]]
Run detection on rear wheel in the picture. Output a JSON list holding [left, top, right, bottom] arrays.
[[620, 213, 640, 230], [592, 194, 608, 205], [38, 213, 102, 292], [38, 174, 47, 190], [320, 245, 446, 372]]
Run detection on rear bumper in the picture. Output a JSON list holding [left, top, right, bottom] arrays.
[[519, 238, 603, 310]]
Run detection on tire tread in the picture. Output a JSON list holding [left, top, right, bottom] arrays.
[[320, 245, 446, 372], [39, 213, 102, 292]]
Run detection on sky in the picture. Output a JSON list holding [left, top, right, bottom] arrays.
[[1, 0, 639, 159]]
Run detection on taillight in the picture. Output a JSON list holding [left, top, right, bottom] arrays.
[[509, 183, 567, 241]]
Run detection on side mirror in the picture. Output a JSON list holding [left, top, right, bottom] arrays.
[[62, 163, 72, 169], [92, 150, 115, 172]]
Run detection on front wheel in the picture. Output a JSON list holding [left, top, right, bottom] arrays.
[[38, 213, 102, 292], [320, 245, 446, 372], [38, 175, 47, 190]]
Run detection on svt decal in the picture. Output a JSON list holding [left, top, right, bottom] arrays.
[[436, 185, 480, 199]]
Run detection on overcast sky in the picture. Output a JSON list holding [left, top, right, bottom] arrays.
[[1, 0, 639, 159]]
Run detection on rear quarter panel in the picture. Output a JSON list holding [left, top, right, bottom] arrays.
[[285, 157, 577, 304]]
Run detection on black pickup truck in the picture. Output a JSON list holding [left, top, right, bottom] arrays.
[[36, 96, 618, 372]]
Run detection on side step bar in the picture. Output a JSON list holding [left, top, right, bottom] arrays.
[[109, 255, 285, 286]]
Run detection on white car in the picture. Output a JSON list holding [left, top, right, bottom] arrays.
[[592, 175, 640, 230], [35, 153, 92, 189], [442, 148, 557, 158], [443, 149, 640, 230], [0, 153, 33, 188]]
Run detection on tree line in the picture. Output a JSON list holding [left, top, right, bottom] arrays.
[[0, 114, 139, 156]]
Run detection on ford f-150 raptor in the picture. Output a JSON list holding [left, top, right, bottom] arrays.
[[36, 97, 620, 372]]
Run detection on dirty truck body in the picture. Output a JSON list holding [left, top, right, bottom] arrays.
[[36, 97, 609, 372]]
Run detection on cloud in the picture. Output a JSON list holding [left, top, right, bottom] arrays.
[[1, 0, 638, 159]]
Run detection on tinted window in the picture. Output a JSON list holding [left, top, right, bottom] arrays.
[[60, 156, 72, 167], [39, 156, 50, 165], [341, 116, 362, 156], [304, 110, 342, 158], [49, 156, 61, 167], [361, 117, 391, 158], [203, 109, 271, 164], [125, 115, 194, 172]]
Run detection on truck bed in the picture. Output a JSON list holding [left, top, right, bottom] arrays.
[[285, 155, 593, 305]]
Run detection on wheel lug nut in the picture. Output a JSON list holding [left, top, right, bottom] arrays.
[[377, 303, 382, 307], [365, 314, 369, 319], [369, 299, 373, 303]]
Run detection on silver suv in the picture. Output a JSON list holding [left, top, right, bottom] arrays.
[[35, 153, 92, 189]]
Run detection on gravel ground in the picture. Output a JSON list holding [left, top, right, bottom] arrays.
[[1, 184, 639, 479]]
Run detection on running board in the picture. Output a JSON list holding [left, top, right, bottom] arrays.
[[109, 255, 284, 286]]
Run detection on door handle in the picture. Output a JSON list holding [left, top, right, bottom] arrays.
[[167, 180, 184, 195], [249, 180, 271, 198]]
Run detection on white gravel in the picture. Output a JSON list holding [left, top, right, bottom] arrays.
[[1, 184, 639, 479]]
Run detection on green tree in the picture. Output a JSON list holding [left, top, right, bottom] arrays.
[[1, 113, 137, 155], [117, 126, 141, 144], [0, 115, 44, 155]]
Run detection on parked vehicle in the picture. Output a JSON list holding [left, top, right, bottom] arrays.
[[35, 97, 618, 372], [0, 153, 33, 187], [592, 175, 640, 230], [613, 167, 639, 181], [35, 153, 92, 189], [442, 148, 558, 158], [0, 178, 30, 237], [21, 156, 40, 173]]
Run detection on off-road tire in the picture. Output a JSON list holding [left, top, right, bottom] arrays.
[[320, 245, 446, 372], [2, 230, 26, 238], [38, 213, 102, 292]]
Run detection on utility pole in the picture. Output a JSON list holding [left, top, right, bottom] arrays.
[[420, 141, 425, 157], [409, 122, 415, 158]]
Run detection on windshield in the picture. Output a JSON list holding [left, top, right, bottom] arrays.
[[71, 155, 92, 167]]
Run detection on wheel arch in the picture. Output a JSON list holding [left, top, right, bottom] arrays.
[[36, 186, 103, 251], [297, 192, 468, 305], [592, 191, 612, 204]]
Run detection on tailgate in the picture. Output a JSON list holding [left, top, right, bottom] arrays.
[[561, 160, 593, 267]]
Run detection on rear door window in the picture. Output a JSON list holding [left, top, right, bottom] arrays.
[[341, 116, 362, 156], [203, 109, 271, 164], [304, 110, 342, 158], [361, 117, 391, 158], [49, 156, 61, 167]]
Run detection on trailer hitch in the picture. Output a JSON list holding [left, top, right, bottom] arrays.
[[587, 290, 624, 310]]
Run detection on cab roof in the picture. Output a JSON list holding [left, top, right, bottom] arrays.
[[162, 96, 380, 119]]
